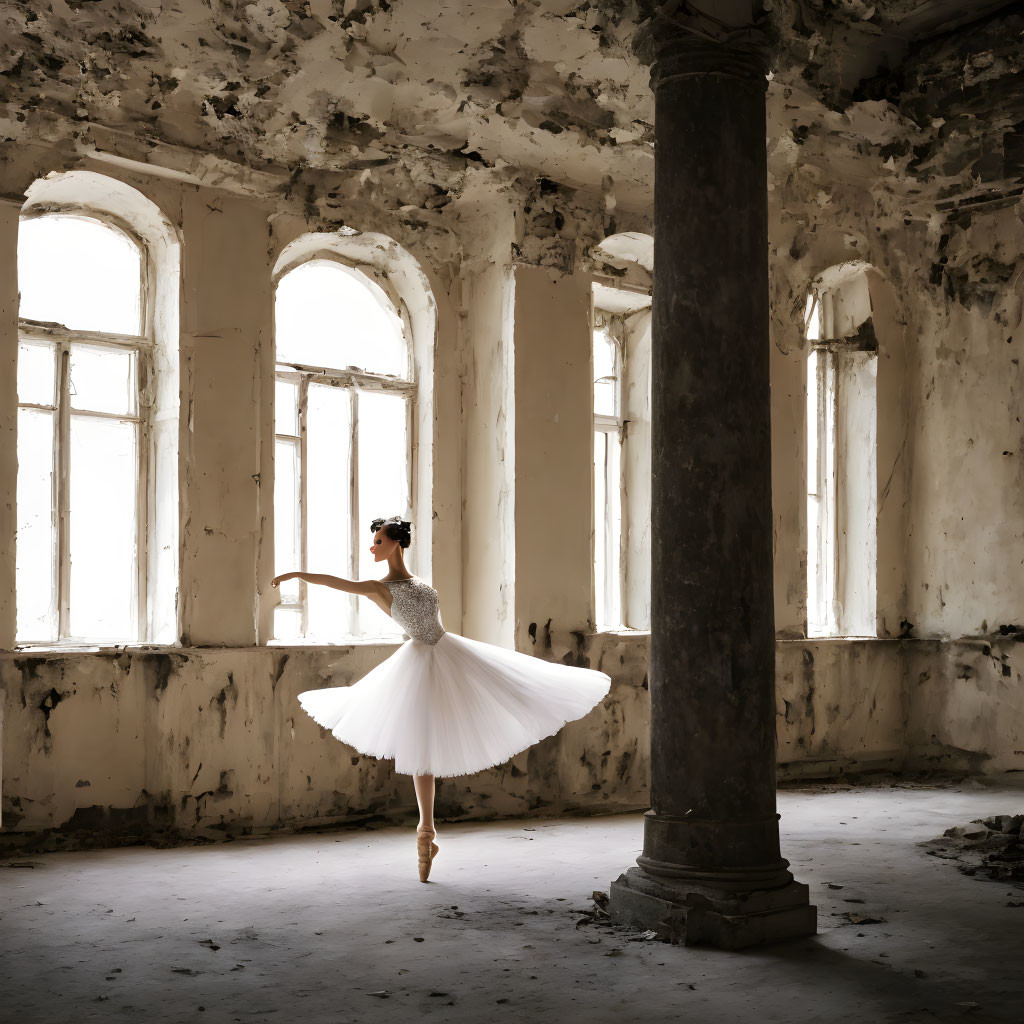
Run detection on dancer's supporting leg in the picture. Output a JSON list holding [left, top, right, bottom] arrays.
[[413, 773, 438, 882], [413, 773, 436, 832]]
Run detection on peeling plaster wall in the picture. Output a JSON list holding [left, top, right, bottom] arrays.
[[903, 636, 1024, 776], [513, 263, 594, 652], [777, 637, 1024, 779], [181, 192, 272, 646], [1, 639, 649, 837], [8, 631, 1019, 841], [456, 179, 518, 647], [902, 207, 1024, 637]]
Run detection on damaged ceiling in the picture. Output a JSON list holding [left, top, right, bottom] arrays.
[[0, 0, 1020, 219]]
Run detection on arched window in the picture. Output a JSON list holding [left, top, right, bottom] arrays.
[[16, 213, 150, 643], [805, 263, 878, 638], [273, 257, 413, 641], [15, 172, 181, 648]]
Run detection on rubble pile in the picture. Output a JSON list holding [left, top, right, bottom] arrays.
[[920, 814, 1024, 883]]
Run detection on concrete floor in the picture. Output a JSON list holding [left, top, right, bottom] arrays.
[[2, 782, 1023, 1024]]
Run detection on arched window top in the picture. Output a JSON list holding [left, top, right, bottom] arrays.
[[18, 213, 143, 336], [275, 257, 407, 378], [592, 231, 654, 275], [805, 261, 876, 343]]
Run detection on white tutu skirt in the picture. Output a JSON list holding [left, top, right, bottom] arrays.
[[297, 632, 611, 777]]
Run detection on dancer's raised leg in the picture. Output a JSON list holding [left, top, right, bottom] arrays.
[[413, 773, 438, 882]]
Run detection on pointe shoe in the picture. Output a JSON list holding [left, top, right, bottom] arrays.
[[416, 827, 439, 883]]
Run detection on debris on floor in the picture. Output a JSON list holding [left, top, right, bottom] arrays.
[[919, 814, 1024, 882], [838, 912, 887, 925]]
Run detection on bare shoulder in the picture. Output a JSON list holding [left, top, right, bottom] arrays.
[[359, 579, 391, 599]]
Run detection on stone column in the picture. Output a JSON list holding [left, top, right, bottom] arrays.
[[607, 11, 816, 949]]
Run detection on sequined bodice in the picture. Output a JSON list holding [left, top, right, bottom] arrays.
[[384, 578, 445, 645]]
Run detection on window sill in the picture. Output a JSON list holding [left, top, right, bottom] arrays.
[[267, 636, 405, 648], [779, 635, 884, 644], [10, 641, 179, 654], [6, 637, 406, 655], [593, 627, 651, 639]]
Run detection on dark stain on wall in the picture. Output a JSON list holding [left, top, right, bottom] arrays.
[[152, 652, 190, 695], [562, 631, 588, 668], [13, 657, 47, 692], [211, 672, 238, 738], [273, 653, 290, 686], [801, 649, 815, 737], [37, 687, 63, 738]]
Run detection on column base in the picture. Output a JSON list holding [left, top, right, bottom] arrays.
[[608, 867, 817, 950]]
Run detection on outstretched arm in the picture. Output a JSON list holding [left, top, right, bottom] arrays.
[[272, 571, 379, 596], [271, 571, 390, 610]]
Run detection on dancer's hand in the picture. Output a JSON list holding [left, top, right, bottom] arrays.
[[271, 572, 296, 588]]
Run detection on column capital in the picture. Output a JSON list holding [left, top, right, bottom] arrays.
[[634, 3, 777, 89]]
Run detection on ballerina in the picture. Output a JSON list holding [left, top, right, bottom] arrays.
[[272, 515, 611, 882]]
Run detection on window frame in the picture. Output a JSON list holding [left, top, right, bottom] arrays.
[[272, 254, 417, 642], [15, 209, 153, 647], [592, 309, 627, 630], [806, 338, 839, 638], [805, 286, 878, 639]]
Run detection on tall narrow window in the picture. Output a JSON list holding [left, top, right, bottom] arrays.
[[593, 312, 623, 629], [274, 258, 413, 642], [805, 269, 878, 638], [16, 214, 148, 644], [805, 295, 838, 637]]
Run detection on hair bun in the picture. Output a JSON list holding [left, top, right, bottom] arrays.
[[370, 515, 413, 549]]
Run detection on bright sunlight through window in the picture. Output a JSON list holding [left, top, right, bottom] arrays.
[[274, 258, 412, 643], [16, 214, 146, 644], [593, 318, 623, 629]]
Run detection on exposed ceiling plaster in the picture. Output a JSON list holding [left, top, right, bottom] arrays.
[[0, 0, 655, 207], [0, 0, 1018, 220], [870, 0, 1015, 39]]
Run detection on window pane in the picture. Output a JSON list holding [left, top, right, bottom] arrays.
[[807, 350, 838, 638], [605, 431, 622, 627], [19, 215, 142, 335], [306, 383, 352, 640], [594, 429, 623, 629], [594, 327, 618, 416], [805, 293, 821, 341], [806, 349, 819, 497], [594, 431, 607, 628], [16, 408, 56, 641], [274, 606, 303, 643], [275, 377, 298, 436], [807, 497, 822, 633], [275, 260, 406, 377], [274, 439, 301, 607], [357, 390, 408, 636], [594, 379, 617, 417], [18, 341, 56, 407], [69, 344, 137, 415], [594, 328, 615, 379], [68, 416, 138, 640]]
